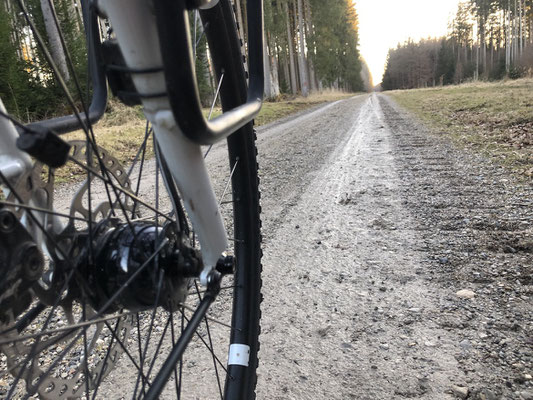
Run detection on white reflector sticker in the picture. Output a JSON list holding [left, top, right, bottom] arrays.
[[228, 344, 250, 366]]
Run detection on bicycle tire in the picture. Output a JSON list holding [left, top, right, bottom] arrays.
[[199, 1, 263, 398], [198, 1, 263, 397], [0, 0, 262, 398]]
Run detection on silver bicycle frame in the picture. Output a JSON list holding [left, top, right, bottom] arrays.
[[0, 100, 32, 184], [1, 0, 229, 285]]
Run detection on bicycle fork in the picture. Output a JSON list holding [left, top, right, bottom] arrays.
[[99, 0, 228, 284]]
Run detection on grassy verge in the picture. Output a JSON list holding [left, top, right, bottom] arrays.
[[58, 91, 356, 183], [387, 79, 533, 178]]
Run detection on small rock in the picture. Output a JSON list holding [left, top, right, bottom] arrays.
[[295, 225, 300, 229], [519, 390, 533, 400], [379, 343, 389, 350], [451, 385, 469, 399], [504, 245, 517, 254], [317, 326, 330, 337], [459, 339, 473, 351], [524, 374, 532, 381], [439, 257, 449, 264], [408, 307, 421, 313], [424, 341, 436, 347], [477, 388, 498, 400], [456, 289, 476, 299], [418, 377, 430, 392]]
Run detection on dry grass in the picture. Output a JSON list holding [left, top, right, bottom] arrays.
[[388, 78, 533, 178], [254, 90, 355, 126]]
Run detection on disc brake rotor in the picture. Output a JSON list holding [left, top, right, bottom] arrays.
[[0, 141, 136, 399]]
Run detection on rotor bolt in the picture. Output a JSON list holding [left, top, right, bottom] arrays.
[[0, 210, 15, 232], [20, 243, 44, 281]]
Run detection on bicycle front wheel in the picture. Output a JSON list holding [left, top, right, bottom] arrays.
[[0, 0, 262, 398]]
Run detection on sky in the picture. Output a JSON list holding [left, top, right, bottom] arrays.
[[355, 0, 462, 85]]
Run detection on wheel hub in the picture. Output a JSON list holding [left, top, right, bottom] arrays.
[[80, 220, 203, 314]]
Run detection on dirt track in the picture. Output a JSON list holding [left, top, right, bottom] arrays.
[[255, 94, 533, 400], [8, 93, 532, 399]]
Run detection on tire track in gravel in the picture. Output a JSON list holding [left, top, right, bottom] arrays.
[[256, 94, 478, 400], [378, 94, 533, 400], [256, 95, 368, 244]]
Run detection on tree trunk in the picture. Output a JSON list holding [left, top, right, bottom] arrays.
[[234, 0, 246, 44], [296, 0, 309, 96], [263, 30, 273, 98], [518, 0, 524, 58], [281, 45, 290, 93], [233, 0, 248, 79], [285, 0, 297, 94], [506, 4, 511, 72], [480, 13, 486, 75], [292, 0, 300, 91], [303, 0, 317, 92], [68, 0, 83, 32], [269, 35, 280, 97], [475, 21, 479, 80], [40, 0, 70, 81]]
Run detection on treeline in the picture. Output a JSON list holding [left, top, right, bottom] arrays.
[[383, 0, 533, 90], [0, 0, 87, 120], [260, 0, 367, 98], [0, 0, 367, 121]]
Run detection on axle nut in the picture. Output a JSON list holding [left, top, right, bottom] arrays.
[[19, 242, 45, 281]]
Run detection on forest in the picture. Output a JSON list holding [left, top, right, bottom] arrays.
[[382, 0, 533, 91], [0, 0, 368, 122]]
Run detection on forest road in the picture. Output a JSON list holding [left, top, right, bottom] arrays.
[[255, 93, 533, 400]]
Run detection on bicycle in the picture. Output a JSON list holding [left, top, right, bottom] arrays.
[[0, 0, 263, 398]]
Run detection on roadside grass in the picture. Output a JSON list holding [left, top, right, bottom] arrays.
[[57, 90, 356, 183], [388, 79, 533, 178]]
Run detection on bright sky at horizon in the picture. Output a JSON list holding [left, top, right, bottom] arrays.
[[355, 0, 462, 85]]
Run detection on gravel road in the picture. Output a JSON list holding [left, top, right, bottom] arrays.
[[254, 93, 533, 400], [7, 93, 532, 399]]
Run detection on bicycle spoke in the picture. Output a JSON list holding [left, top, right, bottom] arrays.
[[194, 281, 223, 398], [82, 302, 91, 400], [178, 312, 185, 399], [0, 200, 91, 223], [145, 314, 172, 379], [218, 158, 239, 206], [178, 303, 234, 330], [181, 313, 229, 377], [0, 311, 136, 346], [67, 156, 172, 222], [15, 0, 139, 233], [135, 271, 164, 398], [90, 319, 120, 400], [2, 0, 262, 397], [0, 108, 41, 133], [204, 72, 225, 159], [136, 314, 145, 397], [169, 311, 180, 398], [0, 171, 91, 398], [102, 120, 152, 221]]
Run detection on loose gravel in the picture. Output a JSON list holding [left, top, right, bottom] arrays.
[[255, 93, 532, 400], [3, 93, 532, 399]]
